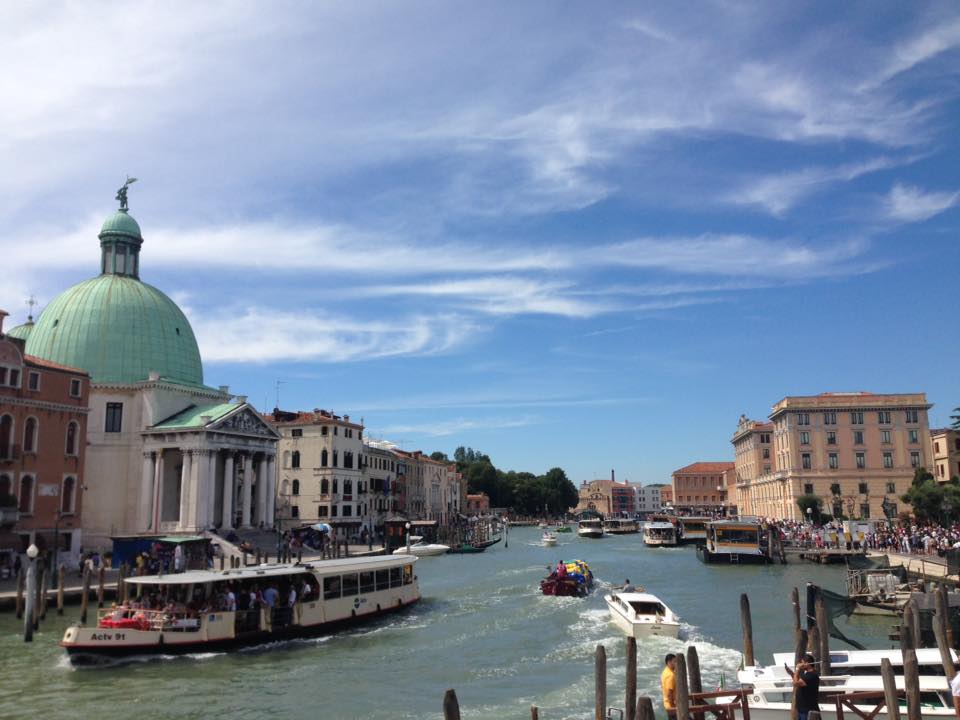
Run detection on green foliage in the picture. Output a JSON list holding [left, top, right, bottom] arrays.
[[449, 449, 576, 515], [912, 466, 935, 486], [429, 451, 450, 462], [796, 494, 823, 519], [902, 477, 960, 522], [951, 407, 960, 430]]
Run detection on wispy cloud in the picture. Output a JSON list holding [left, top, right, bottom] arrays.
[[374, 415, 540, 438], [870, 16, 960, 87], [885, 183, 960, 222]]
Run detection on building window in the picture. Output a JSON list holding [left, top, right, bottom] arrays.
[[291, 428, 303, 437], [851, 411, 864, 425], [291, 451, 300, 469], [343, 505, 352, 516], [830, 483, 841, 496], [321, 449, 328, 467], [7, 368, 20, 388], [911, 451, 920, 468], [318, 505, 328, 517], [803, 483, 814, 495], [801, 453, 812, 469], [23, 417, 38, 454], [321, 478, 329, 494], [823, 412, 836, 425], [763, 464, 771, 473], [28, 372, 40, 391], [797, 413, 810, 426], [763, 448, 770, 459], [887, 482, 896, 494], [62, 476, 76, 513], [909, 430, 919, 444], [826, 431, 836, 445], [334, 426, 338, 436], [344, 452, 353, 469], [291, 505, 300, 519], [760, 433, 771, 443], [69, 378, 82, 397], [292, 479, 300, 496], [332, 479, 338, 494], [883, 452, 893, 469], [905, 409, 919, 423], [878, 411, 891, 424], [859, 503, 871, 519], [321, 426, 328, 436], [829, 453, 839, 469], [856, 452, 865, 469], [333, 451, 338, 467], [853, 431, 864, 445], [880, 430, 891, 444], [343, 479, 353, 496], [800, 432, 810, 445], [105, 402, 123, 433], [331, 504, 338, 517], [18, 475, 34, 513], [65, 421, 79, 456]]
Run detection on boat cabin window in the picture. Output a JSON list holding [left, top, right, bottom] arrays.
[[324, 575, 342, 600], [342, 573, 359, 597], [403, 564, 413, 585], [390, 566, 403, 587], [375, 569, 390, 590], [715, 528, 759, 543], [630, 601, 665, 616], [359, 571, 375, 594]]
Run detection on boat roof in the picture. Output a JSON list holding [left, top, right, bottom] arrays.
[[645, 521, 675, 529], [125, 555, 416, 586], [709, 520, 761, 528], [770, 648, 956, 666], [611, 592, 667, 604]]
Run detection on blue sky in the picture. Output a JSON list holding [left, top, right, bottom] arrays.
[[2, 2, 959, 483]]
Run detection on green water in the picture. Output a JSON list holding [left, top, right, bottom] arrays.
[[0, 528, 893, 719]]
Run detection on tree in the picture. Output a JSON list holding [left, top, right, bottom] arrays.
[[902, 478, 943, 521], [912, 466, 935, 486], [429, 451, 450, 462], [796, 494, 823, 523], [951, 406, 960, 430]]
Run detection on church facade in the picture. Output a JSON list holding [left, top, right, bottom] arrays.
[[22, 187, 278, 549]]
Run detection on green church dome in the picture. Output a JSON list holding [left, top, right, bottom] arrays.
[[6, 320, 34, 340], [25, 199, 204, 386]]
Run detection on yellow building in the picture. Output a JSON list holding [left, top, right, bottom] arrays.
[[932, 428, 960, 482], [734, 392, 933, 521]]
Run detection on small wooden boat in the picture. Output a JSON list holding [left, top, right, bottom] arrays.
[[540, 559, 593, 597], [604, 591, 681, 638]]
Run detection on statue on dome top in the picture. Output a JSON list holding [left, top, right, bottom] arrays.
[[115, 176, 138, 211]]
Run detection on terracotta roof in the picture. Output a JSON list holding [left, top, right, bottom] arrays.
[[24, 354, 89, 375], [264, 408, 363, 429], [674, 461, 735, 475]]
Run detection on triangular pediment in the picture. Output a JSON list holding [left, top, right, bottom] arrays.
[[210, 406, 280, 438]]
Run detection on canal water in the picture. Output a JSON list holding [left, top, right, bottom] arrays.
[[0, 527, 894, 719]]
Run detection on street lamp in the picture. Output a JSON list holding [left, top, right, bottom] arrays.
[[806, 506, 813, 526]]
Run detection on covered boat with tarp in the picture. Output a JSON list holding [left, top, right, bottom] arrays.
[[845, 554, 910, 615], [540, 559, 594, 597]]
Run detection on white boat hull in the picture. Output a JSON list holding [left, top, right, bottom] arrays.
[[742, 701, 950, 720], [393, 544, 450, 557], [578, 529, 604, 538], [604, 592, 680, 639]]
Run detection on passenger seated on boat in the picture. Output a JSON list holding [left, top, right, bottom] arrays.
[[622, 579, 636, 593]]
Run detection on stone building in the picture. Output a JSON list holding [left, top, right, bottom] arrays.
[[362, 439, 399, 534], [733, 392, 933, 521], [671, 462, 734, 510], [21, 193, 278, 548], [932, 428, 960, 483], [0, 313, 90, 566]]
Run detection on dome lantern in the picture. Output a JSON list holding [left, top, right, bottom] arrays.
[[99, 177, 142, 279]]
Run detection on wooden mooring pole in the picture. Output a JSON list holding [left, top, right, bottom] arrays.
[[880, 657, 901, 720], [442, 689, 461, 720], [23, 563, 36, 642], [675, 650, 690, 720], [933, 593, 955, 680], [530, 706, 539, 720], [80, 567, 91, 624], [636, 696, 655, 720], [740, 593, 755, 666], [791, 586, 801, 638], [903, 648, 921, 720], [38, 560, 48, 621], [57, 565, 65, 615], [814, 594, 830, 677], [687, 645, 704, 720], [939, 583, 954, 649], [595, 643, 607, 720], [15, 569, 24, 619], [97, 565, 105, 607], [626, 637, 637, 720]]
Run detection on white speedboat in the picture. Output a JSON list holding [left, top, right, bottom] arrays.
[[604, 591, 680, 638], [578, 518, 604, 538], [393, 542, 450, 557], [643, 521, 677, 547], [542, 532, 558, 547], [738, 648, 958, 720]]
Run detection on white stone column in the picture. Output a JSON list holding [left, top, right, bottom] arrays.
[[206, 451, 218, 528], [140, 452, 156, 531], [221, 453, 235, 529], [153, 451, 165, 530], [178, 451, 193, 530], [241, 454, 253, 528], [256, 455, 267, 527], [189, 450, 205, 532], [265, 454, 276, 528]]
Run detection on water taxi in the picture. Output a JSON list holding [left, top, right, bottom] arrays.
[[61, 555, 420, 664], [542, 531, 558, 547], [577, 518, 605, 539], [393, 541, 450, 557], [677, 516, 710, 544], [643, 521, 677, 547], [603, 518, 640, 534], [696, 520, 770, 563], [604, 591, 680, 638], [738, 648, 957, 720]]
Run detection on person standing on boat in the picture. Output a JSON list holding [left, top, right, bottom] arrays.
[[622, 579, 636, 592], [661, 653, 677, 718], [950, 669, 960, 717], [792, 653, 820, 720]]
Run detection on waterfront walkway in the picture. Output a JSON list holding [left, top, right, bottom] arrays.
[[868, 550, 953, 580]]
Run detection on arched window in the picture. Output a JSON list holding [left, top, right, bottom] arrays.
[[0, 474, 11, 502], [292, 479, 300, 496], [343, 479, 352, 495], [280, 479, 289, 496], [23, 417, 38, 454], [62, 476, 76, 513], [344, 451, 353, 469], [292, 451, 300, 469], [332, 478, 338, 494], [321, 448, 328, 467], [332, 450, 338, 467], [0, 414, 12, 459], [283, 450, 291, 468], [65, 421, 78, 456], [18, 475, 34, 513], [321, 478, 329, 494]]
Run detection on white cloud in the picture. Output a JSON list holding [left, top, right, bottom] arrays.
[[885, 183, 960, 222], [870, 16, 960, 87], [374, 415, 540, 438]]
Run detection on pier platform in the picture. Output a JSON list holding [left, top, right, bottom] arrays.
[[784, 547, 866, 564]]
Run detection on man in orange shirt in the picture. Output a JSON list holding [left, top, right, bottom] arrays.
[[662, 653, 677, 718]]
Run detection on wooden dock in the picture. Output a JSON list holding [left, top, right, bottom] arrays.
[[785, 547, 866, 564]]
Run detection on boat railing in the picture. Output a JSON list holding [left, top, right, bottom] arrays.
[[96, 607, 202, 633]]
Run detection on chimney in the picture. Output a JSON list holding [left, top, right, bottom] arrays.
[[611, 469, 615, 483], [0, 309, 7, 335], [236, 395, 247, 404]]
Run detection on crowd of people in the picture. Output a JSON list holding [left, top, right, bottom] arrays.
[[759, 518, 960, 557]]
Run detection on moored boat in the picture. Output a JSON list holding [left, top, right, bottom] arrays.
[[738, 648, 958, 720], [604, 591, 680, 638], [393, 541, 450, 557], [577, 518, 604, 539], [643, 521, 677, 547], [540, 559, 594, 597], [696, 520, 770, 564], [61, 555, 420, 664], [677, 516, 710, 544]]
